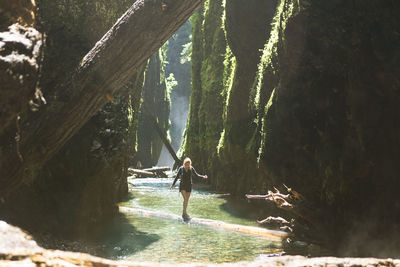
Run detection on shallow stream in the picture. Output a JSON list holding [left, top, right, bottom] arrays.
[[100, 177, 283, 264]]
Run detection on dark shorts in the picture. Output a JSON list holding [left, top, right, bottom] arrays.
[[179, 182, 192, 193]]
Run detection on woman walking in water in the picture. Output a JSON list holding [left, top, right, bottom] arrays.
[[170, 157, 207, 220]]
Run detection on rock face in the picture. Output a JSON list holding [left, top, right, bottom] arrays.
[[183, 1, 226, 174], [0, 1, 43, 135], [0, 0, 37, 30], [182, 0, 400, 255]]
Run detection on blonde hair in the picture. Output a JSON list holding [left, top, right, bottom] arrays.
[[183, 157, 191, 165]]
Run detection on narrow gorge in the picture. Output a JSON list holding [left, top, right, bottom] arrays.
[[1, 0, 400, 265]]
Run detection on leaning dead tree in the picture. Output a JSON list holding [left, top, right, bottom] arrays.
[[142, 104, 183, 167], [0, 0, 205, 197]]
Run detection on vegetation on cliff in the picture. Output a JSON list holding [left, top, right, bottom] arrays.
[[181, 1, 226, 179], [182, 0, 400, 255]]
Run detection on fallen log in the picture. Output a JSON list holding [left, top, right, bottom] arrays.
[[246, 186, 326, 243], [143, 166, 170, 177], [246, 187, 319, 227], [142, 166, 170, 172], [128, 166, 171, 177], [128, 168, 155, 177], [258, 216, 290, 226], [0, 0, 205, 197], [119, 206, 288, 240]]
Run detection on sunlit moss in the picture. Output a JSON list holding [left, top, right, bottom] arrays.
[[217, 128, 225, 155], [253, 0, 299, 111], [253, 1, 301, 166], [127, 95, 134, 127], [257, 88, 275, 163], [201, 0, 210, 37], [253, 0, 283, 110], [216, 0, 236, 150], [216, 46, 236, 151], [185, 0, 304, 190], [181, 0, 226, 170], [222, 47, 236, 116]]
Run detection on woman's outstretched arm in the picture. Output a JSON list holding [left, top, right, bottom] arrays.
[[191, 167, 208, 179]]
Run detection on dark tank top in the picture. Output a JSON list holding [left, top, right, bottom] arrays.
[[172, 166, 203, 187]]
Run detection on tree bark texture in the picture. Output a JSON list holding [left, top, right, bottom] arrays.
[[0, 0, 205, 197]]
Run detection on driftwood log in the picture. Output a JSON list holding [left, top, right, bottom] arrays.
[[142, 166, 170, 172], [128, 168, 155, 177], [128, 166, 171, 177], [257, 216, 289, 226], [143, 166, 170, 177], [0, 0, 205, 197], [246, 185, 324, 242]]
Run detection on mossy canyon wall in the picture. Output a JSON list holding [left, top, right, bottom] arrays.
[[182, 0, 400, 255], [0, 0, 175, 241], [0, 0, 204, 244]]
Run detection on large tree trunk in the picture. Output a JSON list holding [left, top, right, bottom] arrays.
[[0, 0, 204, 197]]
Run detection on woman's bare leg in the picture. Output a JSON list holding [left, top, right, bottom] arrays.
[[181, 190, 191, 215]]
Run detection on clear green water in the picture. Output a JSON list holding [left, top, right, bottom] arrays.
[[101, 178, 282, 264]]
